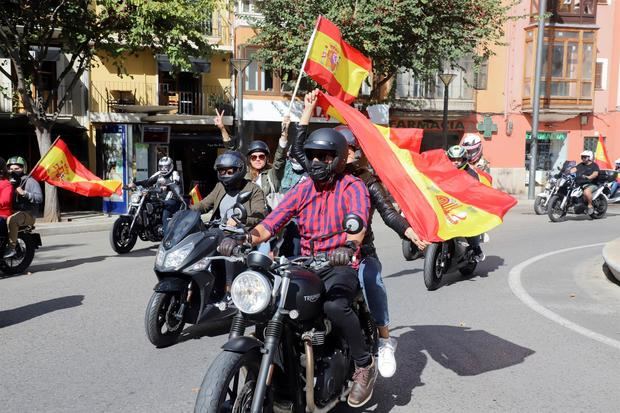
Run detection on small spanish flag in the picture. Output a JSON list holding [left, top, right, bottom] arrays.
[[317, 92, 516, 242], [595, 134, 612, 169], [304, 16, 372, 104], [189, 184, 202, 206], [476, 168, 493, 187], [30, 138, 122, 197]]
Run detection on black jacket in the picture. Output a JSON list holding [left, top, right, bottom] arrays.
[[292, 123, 409, 257]]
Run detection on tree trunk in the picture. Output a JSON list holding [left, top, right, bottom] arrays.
[[33, 123, 60, 223]]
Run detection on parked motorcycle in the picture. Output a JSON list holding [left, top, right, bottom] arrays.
[[145, 192, 252, 348], [547, 174, 608, 222], [422, 234, 488, 291], [194, 214, 378, 413], [0, 225, 41, 275], [110, 184, 186, 254]]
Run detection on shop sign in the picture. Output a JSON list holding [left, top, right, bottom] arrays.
[[142, 125, 170, 144], [389, 119, 465, 130], [525, 131, 567, 141]]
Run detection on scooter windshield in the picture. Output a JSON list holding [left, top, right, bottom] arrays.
[[163, 210, 202, 249]]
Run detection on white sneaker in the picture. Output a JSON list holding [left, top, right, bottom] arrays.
[[377, 337, 397, 378]]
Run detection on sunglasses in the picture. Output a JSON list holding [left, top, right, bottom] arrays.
[[250, 154, 266, 161], [306, 150, 335, 162], [217, 168, 237, 176]]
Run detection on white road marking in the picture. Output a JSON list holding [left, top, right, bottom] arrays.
[[508, 242, 620, 350]]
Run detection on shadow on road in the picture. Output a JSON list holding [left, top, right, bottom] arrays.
[[0, 295, 84, 328], [115, 246, 159, 258], [384, 268, 422, 279], [441, 255, 505, 288], [177, 318, 233, 344], [335, 324, 534, 413], [28, 255, 109, 273], [38, 243, 83, 252], [602, 263, 620, 286]]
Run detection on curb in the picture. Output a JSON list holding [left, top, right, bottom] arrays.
[[602, 238, 620, 283], [35, 218, 116, 237]]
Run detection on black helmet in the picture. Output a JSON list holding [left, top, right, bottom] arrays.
[[214, 151, 247, 188], [303, 128, 347, 183], [334, 125, 358, 149], [246, 140, 270, 157]]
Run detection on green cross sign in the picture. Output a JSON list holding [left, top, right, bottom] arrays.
[[476, 115, 498, 138]]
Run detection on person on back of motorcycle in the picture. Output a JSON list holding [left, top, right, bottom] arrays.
[[131, 156, 182, 235], [447, 145, 485, 262], [328, 124, 431, 378], [571, 150, 599, 215], [191, 150, 266, 309], [4, 156, 42, 259], [219, 89, 378, 408], [609, 158, 620, 198], [461, 133, 489, 172], [0, 157, 15, 254]]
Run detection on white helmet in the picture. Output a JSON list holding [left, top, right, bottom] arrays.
[[580, 150, 593, 162], [461, 133, 482, 163]]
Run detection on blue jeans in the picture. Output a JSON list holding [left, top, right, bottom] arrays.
[[611, 181, 619, 198], [358, 256, 390, 327]]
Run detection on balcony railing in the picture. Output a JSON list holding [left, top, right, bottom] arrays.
[[2, 84, 83, 116], [394, 70, 475, 112], [91, 81, 232, 116]]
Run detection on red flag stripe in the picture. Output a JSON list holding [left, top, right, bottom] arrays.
[[315, 16, 372, 70]]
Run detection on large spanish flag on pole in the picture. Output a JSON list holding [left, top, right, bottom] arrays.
[[317, 92, 516, 242], [595, 134, 612, 169], [303, 16, 372, 104], [31, 138, 122, 197]]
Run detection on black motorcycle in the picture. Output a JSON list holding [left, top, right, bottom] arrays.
[[534, 161, 576, 215], [194, 214, 378, 413], [0, 225, 41, 275], [145, 192, 251, 348], [547, 174, 608, 222], [110, 184, 186, 254]]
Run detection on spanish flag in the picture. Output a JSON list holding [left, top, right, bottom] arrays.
[[31, 138, 122, 197], [595, 134, 612, 169], [317, 92, 516, 242], [476, 168, 493, 187], [189, 184, 202, 206], [304, 16, 372, 104]]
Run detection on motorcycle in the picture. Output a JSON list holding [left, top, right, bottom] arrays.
[[109, 184, 186, 254], [0, 225, 41, 275], [600, 170, 620, 204], [194, 214, 378, 413], [422, 234, 488, 291], [145, 192, 252, 348], [534, 173, 558, 215], [547, 174, 608, 222]]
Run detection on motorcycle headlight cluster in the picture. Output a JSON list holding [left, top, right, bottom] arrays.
[[130, 193, 142, 204], [155, 245, 166, 267], [231, 271, 272, 314], [163, 242, 194, 269], [186, 256, 211, 272]]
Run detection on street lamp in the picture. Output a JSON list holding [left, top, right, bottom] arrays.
[[438, 72, 455, 150], [230, 58, 251, 153]]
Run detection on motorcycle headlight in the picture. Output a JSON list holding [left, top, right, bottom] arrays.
[[186, 256, 211, 272], [130, 193, 141, 204], [231, 271, 272, 314], [163, 242, 194, 269], [155, 244, 166, 267]]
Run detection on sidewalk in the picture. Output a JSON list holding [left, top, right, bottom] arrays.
[[35, 211, 117, 237]]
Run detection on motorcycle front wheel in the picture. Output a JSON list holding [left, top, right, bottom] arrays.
[[109, 216, 138, 254], [423, 243, 445, 291], [194, 350, 266, 413], [547, 195, 567, 222], [534, 196, 547, 215], [0, 234, 35, 275], [591, 195, 608, 219], [145, 292, 185, 348]]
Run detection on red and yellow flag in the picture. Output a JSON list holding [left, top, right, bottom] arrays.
[[317, 92, 516, 242], [595, 134, 612, 169], [304, 16, 372, 104], [189, 184, 203, 206], [476, 168, 493, 187], [31, 138, 122, 197]]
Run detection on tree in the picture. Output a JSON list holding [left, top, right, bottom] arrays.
[[0, 0, 216, 221], [252, 0, 515, 100]]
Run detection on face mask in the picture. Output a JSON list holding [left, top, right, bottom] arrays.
[[308, 160, 332, 182], [290, 158, 304, 172], [9, 171, 21, 184]]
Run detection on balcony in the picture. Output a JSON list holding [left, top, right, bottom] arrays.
[[2, 84, 85, 120], [531, 0, 597, 25]]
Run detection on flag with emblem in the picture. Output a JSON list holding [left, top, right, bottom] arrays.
[[317, 92, 516, 242], [476, 168, 493, 187], [303, 16, 372, 104], [30, 138, 122, 197], [595, 134, 612, 169], [189, 184, 203, 206]]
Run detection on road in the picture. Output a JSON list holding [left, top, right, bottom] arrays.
[[1, 204, 620, 412]]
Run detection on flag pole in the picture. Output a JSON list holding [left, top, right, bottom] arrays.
[[287, 16, 322, 115], [26, 135, 61, 182]]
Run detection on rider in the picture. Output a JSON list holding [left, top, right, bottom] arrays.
[[4, 156, 42, 259], [219, 89, 377, 408], [571, 150, 599, 215], [132, 156, 182, 235], [461, 132, 489, 172], [191, 150, 266, 307], [0, 157, 14, 254], [447, 145, 485, 262], [331, 124, 430, 378], [609, 158, 620, 198]]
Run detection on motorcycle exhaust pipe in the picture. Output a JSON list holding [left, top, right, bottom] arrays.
[[302, 335, 316, 413]]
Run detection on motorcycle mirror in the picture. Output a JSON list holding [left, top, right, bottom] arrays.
[[342, 214, 364, 235], [237, 191, 252, 204], [231, 203, 248, 222]]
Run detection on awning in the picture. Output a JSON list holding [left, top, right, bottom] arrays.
[[156, 55, 211, 73], [526, 131, 567, 141]]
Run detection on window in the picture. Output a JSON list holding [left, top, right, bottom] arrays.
[[584, 136, 599, 152], [595, 59, 607, 90], [243, 48, 277, 94], [474, 59, 488, 90], [532, 0, 598, 23], [396, 58, 474, 100], [238, 0, 256, 14]]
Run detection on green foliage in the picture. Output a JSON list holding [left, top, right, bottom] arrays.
[[252, 0, 515, 100]]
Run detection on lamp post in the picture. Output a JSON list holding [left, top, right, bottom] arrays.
[[438, 73, 455, 150], [230, 58, 251, 153]]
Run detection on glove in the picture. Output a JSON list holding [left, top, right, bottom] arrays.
[[218, 237, 242, 256], [329, 244, 356, 266]]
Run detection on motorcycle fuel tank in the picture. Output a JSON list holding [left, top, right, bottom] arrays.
[[284, 267, 324, 321]]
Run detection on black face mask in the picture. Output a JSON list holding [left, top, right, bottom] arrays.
[[9, 171, 22, 184], [308, 160, 333, 183]]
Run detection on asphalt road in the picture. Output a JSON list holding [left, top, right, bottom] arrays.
[[1, 204, 620, 412]]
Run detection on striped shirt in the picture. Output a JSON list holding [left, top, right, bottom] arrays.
[[261, 174, 370, 257]]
